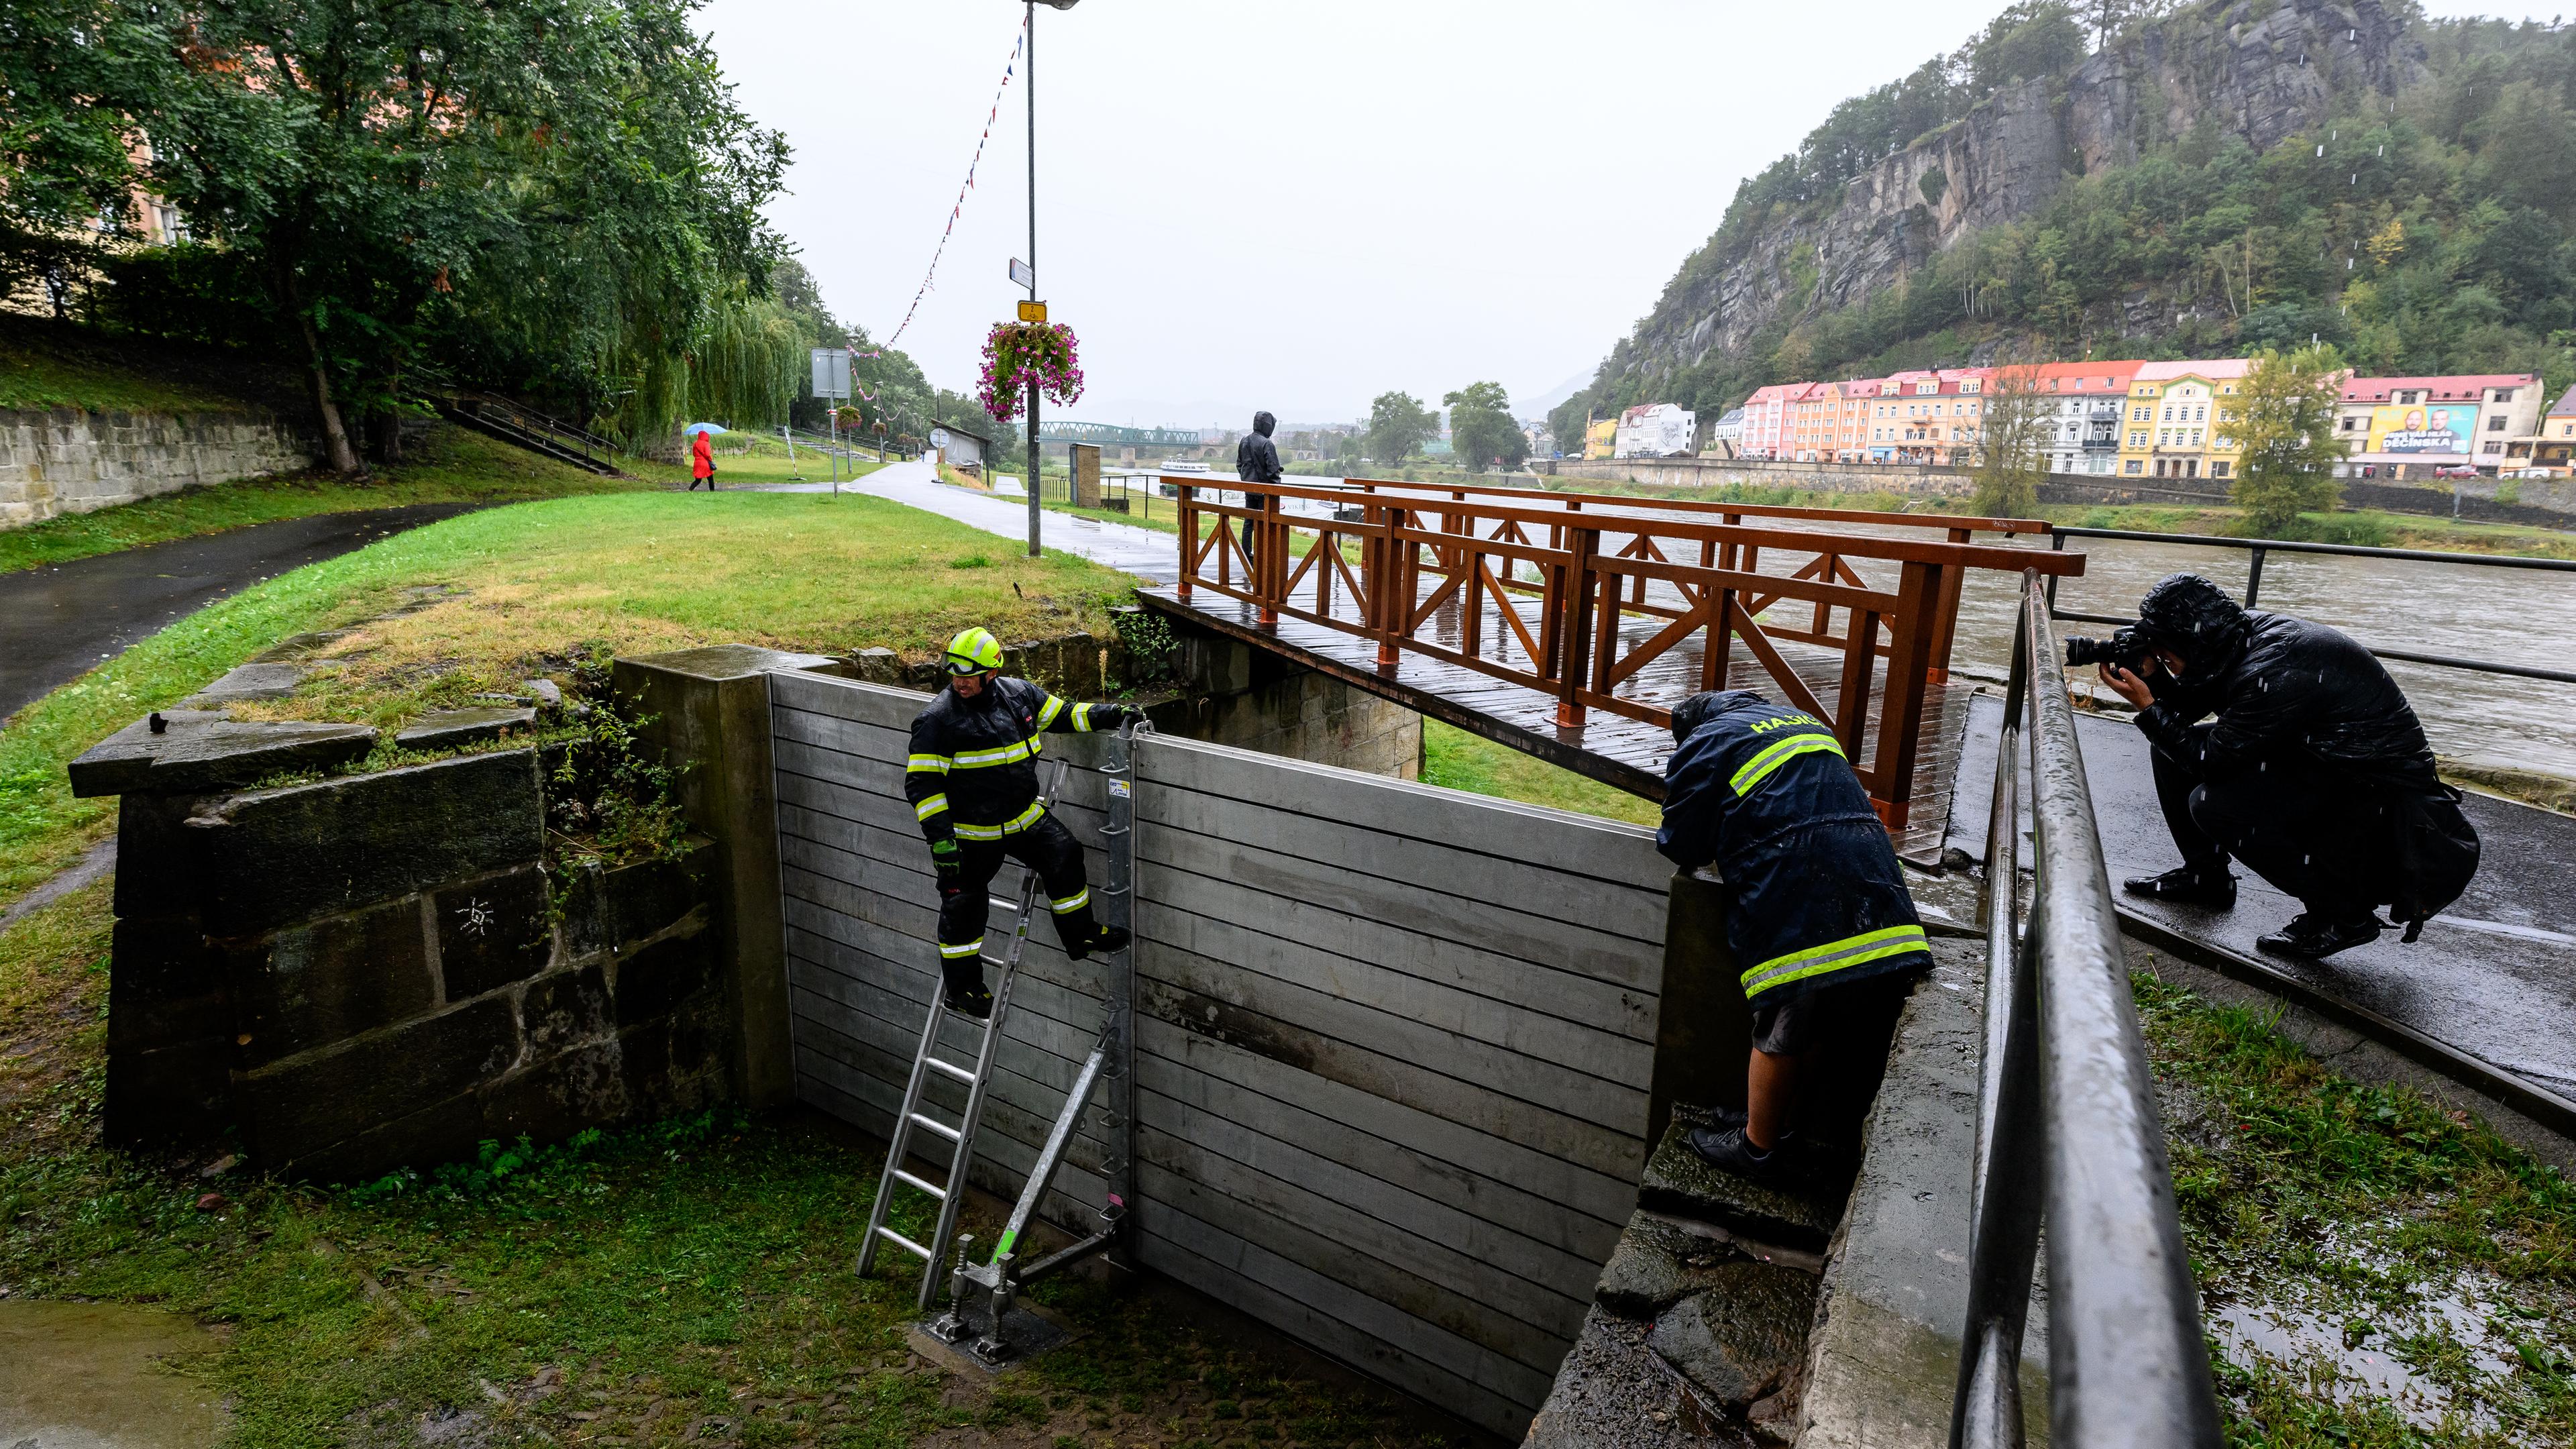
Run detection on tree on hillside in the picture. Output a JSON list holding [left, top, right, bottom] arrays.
[[2231, 344, 2347, 535], [1365, 391, 1439, 469], [1443, 381, 1527, 473], [1970, 362, 2052, 517], [1964, 3, 2085, 94]]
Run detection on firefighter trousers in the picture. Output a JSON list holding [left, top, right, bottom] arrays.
[[934, 813, 1100, 994]]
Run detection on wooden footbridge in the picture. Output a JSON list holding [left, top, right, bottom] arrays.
[[1135, 476, 2086, 859]]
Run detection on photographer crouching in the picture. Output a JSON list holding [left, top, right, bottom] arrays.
[[2075, 573, 2479, 959]]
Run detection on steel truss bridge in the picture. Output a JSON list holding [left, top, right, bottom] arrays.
[[1035, 421, 1204, 447]]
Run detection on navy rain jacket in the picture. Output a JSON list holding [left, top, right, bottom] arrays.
[[1656, 691, 1929, 1006]]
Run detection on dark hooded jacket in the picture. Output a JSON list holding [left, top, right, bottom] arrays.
[[2128, 574, 2438, 789], [2128, 572, 2477, 928], [1657, 690, 1929, 1006], [1235, 411, 1283, 486]]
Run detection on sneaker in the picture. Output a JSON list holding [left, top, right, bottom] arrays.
[[2255, 913, 2383, 960], [942, 981, 995, 1020], [1684, 1124, 1794, 1183], [2123, 866, 2237, 910], [1068, 924, 1132, 962]]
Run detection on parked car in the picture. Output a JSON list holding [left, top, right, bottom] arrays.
[[2433, 465, 2480, 479], [2504, 468, 2557, 478]]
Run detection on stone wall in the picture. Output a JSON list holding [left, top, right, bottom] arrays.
[[0, 408, 320, 528], [85, 736, 729, 1181]]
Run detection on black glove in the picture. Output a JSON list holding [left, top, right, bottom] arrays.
[[1088, 703, 1138, 731], [929, 838, 961, 890]]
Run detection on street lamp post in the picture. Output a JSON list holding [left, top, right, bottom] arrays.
[[1024, 0, 1076, 557]]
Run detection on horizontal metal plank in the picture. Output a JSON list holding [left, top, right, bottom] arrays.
[[1136, 731, 1668, 891]]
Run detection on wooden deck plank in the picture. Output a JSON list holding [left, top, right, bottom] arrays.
[[1140, 584, 1966, 862]]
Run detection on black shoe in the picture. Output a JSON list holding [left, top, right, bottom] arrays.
[[942, 981, 994, 1020], [2123, 866, 2237, 910], [2255, 913, 2383, 960], [1068, 924, 1132, 962], [1684, 1124, 1794, 1183]]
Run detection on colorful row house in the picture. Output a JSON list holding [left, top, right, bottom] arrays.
[[2116, 359, 2252, 482], [2334, 374, 2543, 480]]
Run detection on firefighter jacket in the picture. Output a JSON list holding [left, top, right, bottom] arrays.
[[1656, 691, 1930, 1006], [905, 678, 1125, 847]]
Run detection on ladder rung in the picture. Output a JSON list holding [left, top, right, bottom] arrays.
[[873, 1224, 934, 1260], [892, 1169, 949, 1201], [924, 1056, 977, 1083], [909, 1111, 961, 1142], [988, 895, 1017, 912]]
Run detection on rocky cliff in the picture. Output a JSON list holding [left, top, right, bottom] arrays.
[[1603, 0, 2425, 393]]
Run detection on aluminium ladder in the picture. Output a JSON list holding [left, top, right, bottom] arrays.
[[854, 727, 1142, 1353]]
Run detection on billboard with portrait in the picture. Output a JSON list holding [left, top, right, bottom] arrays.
[[2367, 403, 2477, 454]]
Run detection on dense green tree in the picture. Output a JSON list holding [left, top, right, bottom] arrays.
[[1970, 361, 2051, 517], [2, 0, 788, 468], [1365, 390, 1439, 468], [2231, 345, 2348, 534], [1442, 381, 1525, 473]]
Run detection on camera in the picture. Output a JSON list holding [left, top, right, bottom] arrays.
[[2063, 627, 2153, 672]]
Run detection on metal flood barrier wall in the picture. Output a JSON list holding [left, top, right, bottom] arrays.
[[767, 669, 1673, 1436]]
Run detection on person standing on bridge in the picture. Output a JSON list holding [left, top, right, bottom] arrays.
[[1234, 411, 1283, 570], [2096, 572, 2479, 959], [905, 627, 1138, 1019], [1656, 689, 1933, 1182]]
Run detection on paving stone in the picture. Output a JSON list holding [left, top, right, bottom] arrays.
[[69, 710, 374, 798], [189, 749, 543, 936], [395, 706, 537, 751], [235, 996, 521, 1165], [1638, 1108, 1847, 1251], [434, 867, 554, 999], [1597, 1210, 1761, 1319], [1646, 1263, 1819, 1408], [182, 661, 305, 706], [1521, 1304, 1750, 1448], [225, 895, 437, 1067]]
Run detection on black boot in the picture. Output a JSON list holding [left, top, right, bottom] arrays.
[[1067, 924, 1132, 962], [1684, 1124, 1798, 1183], [2256, 912, 2383, 960], [2123, 865, 2237, 910], [940, 962, 994, 1020]]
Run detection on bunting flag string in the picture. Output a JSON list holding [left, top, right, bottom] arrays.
[[875, 19, 1025, 354]]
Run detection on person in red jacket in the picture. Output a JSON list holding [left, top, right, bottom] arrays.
[[689, 429, 716, 490]]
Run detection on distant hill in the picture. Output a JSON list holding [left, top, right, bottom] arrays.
[[1550, 0, 2576, 448]]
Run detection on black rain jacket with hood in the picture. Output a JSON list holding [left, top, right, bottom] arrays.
[[2127, 572, 2479, 934], [1235, 411, 1283, 486]]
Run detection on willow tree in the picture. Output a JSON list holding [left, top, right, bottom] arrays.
[[87, 0, 788, 470]]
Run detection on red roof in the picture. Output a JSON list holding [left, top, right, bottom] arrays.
[[2341, 374, 2537, 404]]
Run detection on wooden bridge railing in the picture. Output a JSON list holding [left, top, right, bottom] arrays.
[[1168, 476, 2086, 825]]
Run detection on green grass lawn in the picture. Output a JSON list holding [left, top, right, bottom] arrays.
[[0, 878, 1466, 1447], [625, 433, 892, 491], [2136, 964, 2576, 1446], [0, 425, 652, 575], [0, 482, 1479, 1445], [1418, 722, 1659, 828], [0, 488, 1138, 914], [0, 316, 284, 415]]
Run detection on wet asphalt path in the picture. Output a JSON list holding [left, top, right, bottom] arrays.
[[0, 504, 486, 725], [1949, 692, 2576, 1112]]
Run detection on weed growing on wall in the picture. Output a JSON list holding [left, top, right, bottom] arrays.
[[545, 657, 688, 876]]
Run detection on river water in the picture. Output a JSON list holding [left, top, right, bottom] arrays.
[[1169, 476, 2576, 781]]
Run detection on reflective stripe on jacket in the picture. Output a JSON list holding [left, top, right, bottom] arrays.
[[1657, 690, 1930, 1005], [904, 676, 1112, 846]]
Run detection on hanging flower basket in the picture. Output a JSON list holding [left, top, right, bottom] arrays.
[[977, 321, 1084, 421]]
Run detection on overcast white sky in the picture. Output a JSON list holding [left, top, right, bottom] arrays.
[[701, 1, 2545, 429]]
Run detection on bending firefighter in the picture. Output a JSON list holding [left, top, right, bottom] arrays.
[[1657, 690, 1933, 1181], [906, 627, 1138, 1018]]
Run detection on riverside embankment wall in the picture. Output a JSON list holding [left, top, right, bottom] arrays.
[[0, 408, 319, 527], [767, 669, 1672, 1438]]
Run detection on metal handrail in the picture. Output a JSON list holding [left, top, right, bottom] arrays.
[[2045, 526, 2576, 686], [1953, 570, 2222, 1449]]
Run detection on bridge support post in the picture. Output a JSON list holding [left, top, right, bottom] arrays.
[[1554, 529, 1598, 729]]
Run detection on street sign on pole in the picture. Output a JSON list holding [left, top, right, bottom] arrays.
[[810, 347, 850, 400], [1009, 258, 1036, 291], [1018, 300, 1049, 323]]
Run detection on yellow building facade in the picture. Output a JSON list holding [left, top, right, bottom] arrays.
[[2116, 360, 2250, 482]]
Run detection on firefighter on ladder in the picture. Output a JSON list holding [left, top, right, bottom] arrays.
[[906, 627, 1138, 1019]]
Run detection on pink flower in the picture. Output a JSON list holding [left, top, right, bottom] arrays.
[[977, 321, 1086, 421]]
